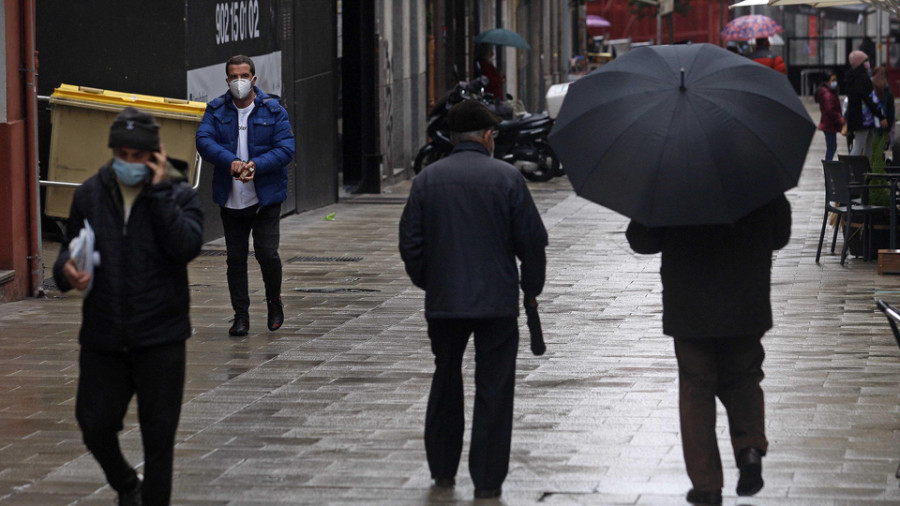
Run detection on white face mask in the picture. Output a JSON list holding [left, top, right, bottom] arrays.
[[229, 78, 254, 100], [829, 81, 838, 90]]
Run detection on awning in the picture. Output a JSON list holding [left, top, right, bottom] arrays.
[[730, 0, 768, 8], [769, 0, 897, 16]]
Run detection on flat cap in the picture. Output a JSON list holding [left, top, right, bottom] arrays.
[[447, 100, 501, 133]]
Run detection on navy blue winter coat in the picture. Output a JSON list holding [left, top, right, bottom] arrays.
[[53, 162, 204, 352], [399, 142, 548, 319], [195, 87, 295, 207], [626, 194, 791, 339]]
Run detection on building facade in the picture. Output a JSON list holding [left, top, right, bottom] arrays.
[[0, 0, 580, 301]]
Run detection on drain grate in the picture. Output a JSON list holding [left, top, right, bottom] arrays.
[[42, 277, 58, 291], [287, 256, 363, 263], [293, 287, 380, 293], [199, 250, 255, 257]]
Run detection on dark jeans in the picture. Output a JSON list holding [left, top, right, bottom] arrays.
[[824, 131, 837, 161], [220, 203, 282, 318], [673, 335, 767, 491], [76, 341, 186, 506], [425, 317, 518, 491]]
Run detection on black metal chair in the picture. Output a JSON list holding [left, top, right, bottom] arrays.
[[838, 154, 872, 185], [875, 299, 900, 479], [817, 160, 890, 265], [839, 153, 900, 182]]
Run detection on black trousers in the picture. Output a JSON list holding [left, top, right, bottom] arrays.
[[220, 203, 282, 318], [425, 317, 518, 491], [76, 341, 186, 506], [673, 335, 767, 491]]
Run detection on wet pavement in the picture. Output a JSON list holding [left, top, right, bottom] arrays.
[[2, 100, 900, 505]]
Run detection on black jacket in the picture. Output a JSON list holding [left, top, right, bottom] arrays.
[[844, 65, 884, 131], [626, 194, 791, 339], [53, 161, 204, 351], [399, 142, 548, 319]]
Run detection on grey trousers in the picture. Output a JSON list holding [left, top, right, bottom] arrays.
[[851, 128, 874, 159]]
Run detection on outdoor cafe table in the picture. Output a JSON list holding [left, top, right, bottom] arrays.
[[865, 172, 900, 249]]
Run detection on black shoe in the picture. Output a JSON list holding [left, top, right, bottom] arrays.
[[433, 477, 455, 488], [736, 447, 764, 496], [474, 488, 501, 499], [229, 316, 249, 336], [686, 489, 722, 505], [118, 473, 142, 506], [266, 296, 284, 331]]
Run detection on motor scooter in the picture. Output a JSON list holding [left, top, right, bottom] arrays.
[[413, 79, 562, 181]]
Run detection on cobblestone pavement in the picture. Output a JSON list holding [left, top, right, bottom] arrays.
[[2, 101, 900, 505]]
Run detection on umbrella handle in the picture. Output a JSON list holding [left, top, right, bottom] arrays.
[[525, 298, 545, 356]]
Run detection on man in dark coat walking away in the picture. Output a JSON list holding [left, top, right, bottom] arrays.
[[399, 100, 548, 499], [53, 107, 204, 505], [625, 195, 791, 506]]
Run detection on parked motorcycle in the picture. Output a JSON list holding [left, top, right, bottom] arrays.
[[413, 78, 561, 182]]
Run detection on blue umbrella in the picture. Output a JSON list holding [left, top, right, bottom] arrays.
[[474, 28, 531, 50]]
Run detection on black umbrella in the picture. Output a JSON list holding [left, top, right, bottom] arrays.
[[525, 299, 545, 356], [548, 43, 815, 227]]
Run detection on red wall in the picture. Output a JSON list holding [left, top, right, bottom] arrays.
[[589, 0, 728, 46], [0, 0, 33, 301]]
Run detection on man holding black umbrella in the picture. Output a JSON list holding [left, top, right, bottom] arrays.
[[399, 100, 547, 499], [626, 196, 791, 505], [547, 44, 814, 505]]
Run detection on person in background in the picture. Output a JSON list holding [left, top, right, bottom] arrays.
[[53, 107, 204, 505], [196, 54, 296, 337], [626, 195, 792, 506], [872, 65, 895, 158], [859, 36, 877, 67], [747, 37, 786, 74], [815, 71, 844, 161], [399, 100, 547, 500], [474, 43, 504, 99], [843, 50, 886, 159]]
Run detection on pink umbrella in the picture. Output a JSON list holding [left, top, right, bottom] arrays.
[[587, 15, 611, 28], [720, 14, 783, 41]]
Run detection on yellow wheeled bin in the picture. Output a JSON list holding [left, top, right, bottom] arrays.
[[44, 84, 208, 218]]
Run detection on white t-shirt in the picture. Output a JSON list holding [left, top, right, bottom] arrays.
[[117, 180, 142, 223], [224, 102, 259, 209]]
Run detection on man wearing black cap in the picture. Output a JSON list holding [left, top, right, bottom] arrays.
[[399, 100, 548, 499], [53, 107, 204, 505]]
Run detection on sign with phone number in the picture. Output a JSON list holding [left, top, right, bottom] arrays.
[[185, 0, 277, 70], [216, 1, 262, 44]]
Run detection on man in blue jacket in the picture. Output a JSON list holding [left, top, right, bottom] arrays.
[[196, 54, 295, 337], [54, 107, 204, 505], [399, 100, 548, 499]]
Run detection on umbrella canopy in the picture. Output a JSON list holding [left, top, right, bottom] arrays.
[[547, 43, 815, 227], [721, 14, 783, 41], [586, 14, 611, 28], [474, 28, 531, 50]]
